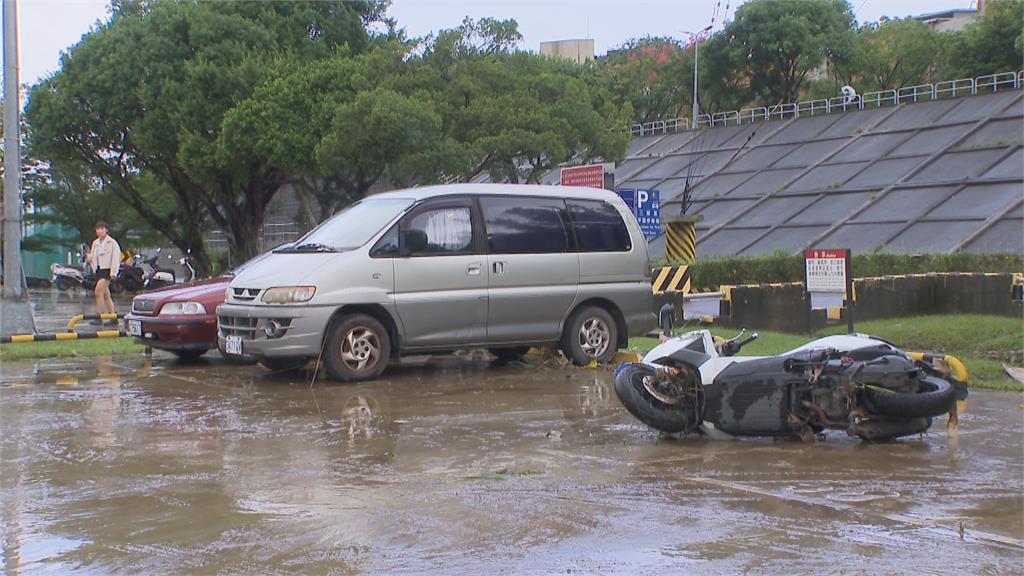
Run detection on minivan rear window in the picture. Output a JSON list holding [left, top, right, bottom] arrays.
[[567, 200, 631, 252], [481, 197, 571, 254]]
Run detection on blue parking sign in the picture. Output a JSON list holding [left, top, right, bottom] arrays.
[[616, 188, 661, 238]]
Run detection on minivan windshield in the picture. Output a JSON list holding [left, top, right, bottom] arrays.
[[276, 197, 414, 253]]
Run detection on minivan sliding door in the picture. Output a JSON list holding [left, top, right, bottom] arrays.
[[480, 196, 580, 343], [391, 199, 488, 348]]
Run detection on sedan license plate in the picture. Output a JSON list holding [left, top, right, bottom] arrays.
[[225, 335, 244, 356], [127, 319, 142, 337]]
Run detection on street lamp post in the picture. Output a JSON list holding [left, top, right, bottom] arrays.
[[687, 25, 713, 130]]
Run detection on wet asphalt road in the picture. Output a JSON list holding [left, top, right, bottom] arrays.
[[1, 352, 1021, 575], [26, 288, 134, 333]]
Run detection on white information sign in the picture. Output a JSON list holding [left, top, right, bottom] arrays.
[[804, 249, 848, 294]]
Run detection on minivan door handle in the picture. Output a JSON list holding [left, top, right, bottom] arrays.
[[466, 263, 481, 276], [492, 261, 506, 275]]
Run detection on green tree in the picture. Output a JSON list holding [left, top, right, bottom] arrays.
[[835, 18, 944, 92], [27, 0, 376, 271], [423, 19, 629, 183], [712, 0, 857, 105], [597, 36, 695, 125], [944, 0, 1024, 79]]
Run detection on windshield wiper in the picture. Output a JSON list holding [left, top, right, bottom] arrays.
[[275, 242, 338, 253]]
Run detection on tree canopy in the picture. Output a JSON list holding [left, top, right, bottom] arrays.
[[24, 0, 1022, 268]]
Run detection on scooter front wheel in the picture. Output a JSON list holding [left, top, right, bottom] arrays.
[[614, 363, 691, 434]]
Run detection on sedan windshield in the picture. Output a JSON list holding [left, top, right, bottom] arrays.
[[276, 197, 414, 253]]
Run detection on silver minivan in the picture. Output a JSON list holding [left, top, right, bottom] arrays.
[[217, 184, 655, 381]]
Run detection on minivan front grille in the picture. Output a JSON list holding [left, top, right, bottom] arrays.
[[219, 315, 259, 339], [232, 287, 261, 302]]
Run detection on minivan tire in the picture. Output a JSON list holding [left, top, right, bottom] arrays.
[[323, 314, 391, 382], [561, 305, 618, 365]]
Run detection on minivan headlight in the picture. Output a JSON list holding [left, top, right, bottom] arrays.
[[262, 286, 316, 304], [160, 301, 207, 315]]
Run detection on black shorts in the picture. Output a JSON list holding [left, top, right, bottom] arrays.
[[96, 268, 111, 280]]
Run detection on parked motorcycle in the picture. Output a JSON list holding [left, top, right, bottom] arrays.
[[118, 254, 147, 292], [614, 311, 965, 442], [51, 258, 86, 291], [142, 248, 197, 290]]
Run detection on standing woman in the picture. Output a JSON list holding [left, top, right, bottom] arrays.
[[87, 221, 120, 323]]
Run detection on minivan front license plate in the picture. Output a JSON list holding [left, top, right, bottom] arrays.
[[127, 319, 142, 337], [225, 336, 244, 356]]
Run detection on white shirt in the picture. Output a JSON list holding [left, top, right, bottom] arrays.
[[90, 235, 121, 275]]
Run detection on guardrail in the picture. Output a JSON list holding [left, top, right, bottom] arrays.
[[628, 69, 1024, 135]]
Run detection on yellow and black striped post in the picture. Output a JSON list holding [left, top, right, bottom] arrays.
[[664, 215, 703, 264]]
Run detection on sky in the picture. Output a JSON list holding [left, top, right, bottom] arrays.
[[20, 0, 977, 86]]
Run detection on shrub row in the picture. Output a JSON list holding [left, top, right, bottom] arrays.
[[666, 252, 1024, 289]]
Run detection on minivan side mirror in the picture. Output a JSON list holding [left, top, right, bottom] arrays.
[[403, 229, 428, 255]]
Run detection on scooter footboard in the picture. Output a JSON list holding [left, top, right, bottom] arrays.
[[705, 359, 807, 436]]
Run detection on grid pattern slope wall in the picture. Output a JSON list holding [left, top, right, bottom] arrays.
[[615, 90, 1023, 258]]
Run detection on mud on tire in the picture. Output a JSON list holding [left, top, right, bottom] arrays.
[[614, 363, 690, 433]]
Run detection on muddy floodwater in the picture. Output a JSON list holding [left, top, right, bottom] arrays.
[[1, 354, 1021, 575]]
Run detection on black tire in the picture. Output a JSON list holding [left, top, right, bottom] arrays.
[[323, 314, 391, 382], [109, 280, 125, 295], [489, 347, 530, 363], [55, 276, 75, 291], [260, 357, 309, 373], [864, 376, 956, 419], [172, 349, 207, 362], [613, 364, 689, 433], [561, 305, 618, 365]]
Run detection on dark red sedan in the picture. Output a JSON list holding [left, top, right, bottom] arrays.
[[124, 277, 228, 360]]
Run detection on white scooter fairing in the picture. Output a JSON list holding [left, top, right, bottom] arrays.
[[641, 330, 898, 439]]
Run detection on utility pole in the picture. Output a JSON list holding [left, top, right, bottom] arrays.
[[690, 25, 712, 130], [1, 0, 34, 335]]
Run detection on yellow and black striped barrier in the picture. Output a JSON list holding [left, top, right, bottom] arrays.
[[651, 265, 691, 294], [66, 313, 122, 332], [2, 329, 126, 344], [664, 220, 697, 263]]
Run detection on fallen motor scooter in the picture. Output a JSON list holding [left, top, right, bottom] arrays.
[[614, 309, 966, 442]]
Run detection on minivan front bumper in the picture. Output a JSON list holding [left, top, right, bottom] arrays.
[[216, 303, 334, 359]]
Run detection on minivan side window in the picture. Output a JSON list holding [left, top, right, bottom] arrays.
[[566, 200, 632, 252], [406, 206, 474, 254], [481, 197, 571, 254]]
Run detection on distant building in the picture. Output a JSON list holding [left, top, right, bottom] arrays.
[[540, 39, 595, 64], [913, 7, 978, 32]]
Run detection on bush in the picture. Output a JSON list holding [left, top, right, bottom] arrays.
[[662, 252, 1024, 289]]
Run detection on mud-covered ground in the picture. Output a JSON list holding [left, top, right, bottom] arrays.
[[1, 353, 1021, 575]]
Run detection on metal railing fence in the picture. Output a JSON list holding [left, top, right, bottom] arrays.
[[628, 69, 1024, 136]]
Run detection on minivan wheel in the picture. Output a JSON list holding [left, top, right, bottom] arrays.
[[561, 305, 618, 365], [324, 314, 391, 382]]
